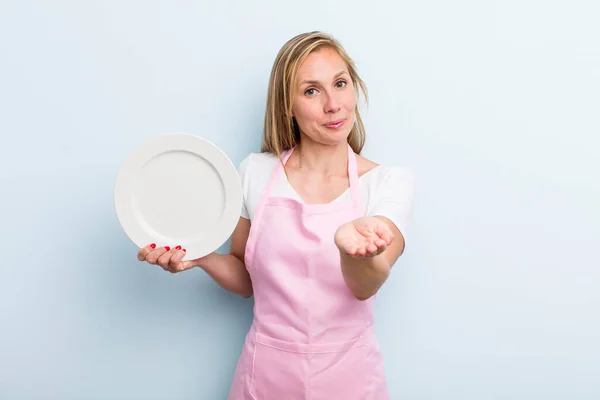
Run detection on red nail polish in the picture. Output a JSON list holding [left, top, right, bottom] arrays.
[[150, 243, 156, 249], [183, 249, 187, 252], [165, 246, 170, 251], [175, 245, 182, 250]]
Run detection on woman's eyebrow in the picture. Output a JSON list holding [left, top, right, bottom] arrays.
[[300, 71, 348, 86]]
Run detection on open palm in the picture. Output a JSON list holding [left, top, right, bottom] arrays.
[[334, 216, 394, 258]]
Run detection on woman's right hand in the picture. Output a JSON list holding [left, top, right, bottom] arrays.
[[137, 243, 199, 273]]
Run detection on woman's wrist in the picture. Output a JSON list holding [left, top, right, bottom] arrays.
[[192, 252, 217, 269]]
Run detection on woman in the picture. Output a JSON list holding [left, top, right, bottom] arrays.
[[138, 31, 414, 399]]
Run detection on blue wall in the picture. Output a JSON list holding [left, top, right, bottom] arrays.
[[1, 1, 599, 398]]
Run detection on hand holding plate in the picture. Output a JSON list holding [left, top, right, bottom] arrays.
[[137, 243, 197, 273]]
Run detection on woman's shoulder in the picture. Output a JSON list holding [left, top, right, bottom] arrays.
[[237, 151, 280, 180], [239, 151, 279, 168], [356, 154, 414, 185]]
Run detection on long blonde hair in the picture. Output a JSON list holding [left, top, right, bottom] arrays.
[[261, 31, 368, 157]]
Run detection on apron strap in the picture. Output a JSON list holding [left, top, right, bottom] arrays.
[[254, 143, 362, 220], [346, 143, 362, 211], [250, 147, 292, 227]]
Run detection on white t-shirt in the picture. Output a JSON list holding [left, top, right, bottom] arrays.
[[237, 152, 415, 241]]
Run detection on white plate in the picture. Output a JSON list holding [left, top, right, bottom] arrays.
[[114, 133, 242, 260]]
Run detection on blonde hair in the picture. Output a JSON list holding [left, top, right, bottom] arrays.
[[261, 31, 368, 157]]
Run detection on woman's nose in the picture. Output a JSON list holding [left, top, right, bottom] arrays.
[[323, 93, 341, 114]]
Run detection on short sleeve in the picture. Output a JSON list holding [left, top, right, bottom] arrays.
[[237, 155, 251, 219], [367, 167, 415, 242]]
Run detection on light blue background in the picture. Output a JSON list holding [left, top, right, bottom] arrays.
[[1, 1, 599, 399]]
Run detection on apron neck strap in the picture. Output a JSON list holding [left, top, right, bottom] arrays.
[[268, 143, 362, 207], [346, 144, 361, 209]]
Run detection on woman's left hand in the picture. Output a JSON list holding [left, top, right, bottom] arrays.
[[334, 216, 394, 258]]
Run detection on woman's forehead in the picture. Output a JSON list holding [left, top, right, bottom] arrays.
[[297, 49, 349, 81]]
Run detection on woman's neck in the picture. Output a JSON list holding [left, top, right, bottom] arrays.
[[293, 138, 349, 176]]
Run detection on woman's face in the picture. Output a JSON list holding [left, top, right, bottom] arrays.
[[292, 47, 356, 146]]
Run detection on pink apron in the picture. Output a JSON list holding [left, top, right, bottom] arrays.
[[227, 144, 389, 400]]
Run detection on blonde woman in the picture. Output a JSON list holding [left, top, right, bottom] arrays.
[[138, 31, 414, 399]]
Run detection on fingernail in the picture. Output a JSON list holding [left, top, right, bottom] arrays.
[[175, 245, 182, 250], [183, 249, 186, 252], [165, 246, 171, 251], [150, 243, 156, 249]]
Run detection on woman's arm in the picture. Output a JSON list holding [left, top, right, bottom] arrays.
[[137, 217, 253, 298], [195, 217, 253, 298], [336, 216, 405, 301]]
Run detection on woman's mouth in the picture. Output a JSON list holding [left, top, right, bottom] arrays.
[[323, 119, 346, 129]]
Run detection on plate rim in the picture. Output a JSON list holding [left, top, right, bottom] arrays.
[[114, 132, 242, 260]]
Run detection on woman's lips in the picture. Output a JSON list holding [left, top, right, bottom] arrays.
[[324, 119, 346, 129]]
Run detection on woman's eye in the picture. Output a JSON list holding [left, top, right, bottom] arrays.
[[305, 88, 317, 96], [336, 80, 347, 88]]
